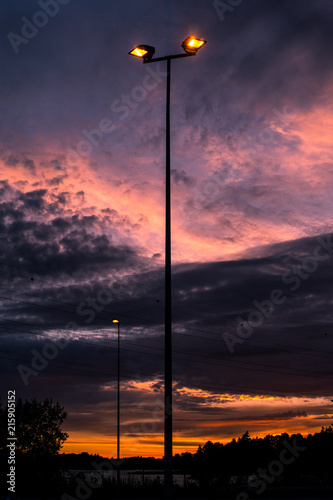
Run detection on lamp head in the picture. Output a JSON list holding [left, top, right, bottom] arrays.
[[112, 318, 120, 324], [129, 44, 155, 62], [182, 36, 207, 54]]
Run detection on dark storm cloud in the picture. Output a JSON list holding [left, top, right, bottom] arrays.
[[260, 410, 308, 421], [0, 182, 144, 286], [171, 168, 195, 187], [3, 154, 20, 167], [46, 175, 66, 186], [19, 188, 47, 210], [1, 229, 333, 406], [173, 0, 333, 148], [22, 158, 36, 174], [238, 1, 333, 100], [1, 216, 137, 277]]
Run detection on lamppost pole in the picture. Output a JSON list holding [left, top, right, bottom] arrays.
[[117, 320, 120, 463], [164, 55, 172, 499], [128, 37, 206, 500], [112, 318, 121, 492]]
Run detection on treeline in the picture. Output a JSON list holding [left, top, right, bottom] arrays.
[[54, 425, 333, 488], [56, 452, 164, 470], [46, 425, 333, 485], [187, 426, 333, 487], [1, 423, 333, 497]]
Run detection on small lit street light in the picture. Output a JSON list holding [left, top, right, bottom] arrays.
[[112, 318, 120, 490], [129, 36, 206, 500]]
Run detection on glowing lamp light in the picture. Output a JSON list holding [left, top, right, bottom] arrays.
[[112, 318, 120, 324], [128, 45, 155, 61], [182, 36, 207, 54], [130, 47, 147, 58]]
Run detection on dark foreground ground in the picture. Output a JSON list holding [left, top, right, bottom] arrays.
[[6, 483, 333, 499], [16, 493, 333, 500]]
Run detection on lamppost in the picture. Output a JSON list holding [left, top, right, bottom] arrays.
[[129, 36, 207, 500], [112, 318, 120, 491]]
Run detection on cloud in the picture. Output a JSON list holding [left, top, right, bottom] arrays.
[[0, 182, 150, 287], [171, 168, 195, 187], [1, 227, 333, 400], [246, 410, 308, 422]]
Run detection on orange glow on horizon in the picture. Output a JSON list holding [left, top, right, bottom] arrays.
[[61, 392, 332, 457], [62, 416, 330, 458]]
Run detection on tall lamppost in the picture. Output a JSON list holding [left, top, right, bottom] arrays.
[[112, 318, 120, 490], [129, 36, 207, 500]]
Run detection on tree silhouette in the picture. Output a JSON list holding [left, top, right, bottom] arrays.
[[0, 397, 68, 457], [191, 426, 333, 488]]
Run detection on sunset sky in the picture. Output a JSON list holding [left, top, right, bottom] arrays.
[[1, 0, 333, 458]]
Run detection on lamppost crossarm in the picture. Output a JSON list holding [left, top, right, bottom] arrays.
[[143, 52, 196, 63]]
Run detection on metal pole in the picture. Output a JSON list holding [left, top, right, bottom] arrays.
[[129, 42, 204, 500], [117, 321, 120, 492], [164, 56, 173, 500]]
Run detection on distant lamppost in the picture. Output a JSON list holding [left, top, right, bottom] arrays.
[[112, 318, 120, 489], [129, 36, 207, 500]]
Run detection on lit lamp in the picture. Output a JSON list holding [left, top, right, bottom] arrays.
[[128, 44, 155, 62], [181, 36, 207, 54]]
